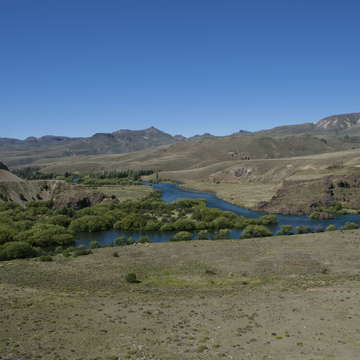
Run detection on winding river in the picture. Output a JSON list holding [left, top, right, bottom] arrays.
[[76, 182, 360, 247]]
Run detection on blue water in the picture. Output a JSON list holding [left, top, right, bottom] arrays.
[[76, 182, 360, 247]]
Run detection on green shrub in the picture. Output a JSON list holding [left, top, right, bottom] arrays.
[[16, 224, 74, 248], [0, 225, 16, 245], [73, 247, 92, 257], [90, 240, 99, 249], [198, 230, 210, 240], [258, 214, 278, 225], [171, 231, 193, 241], [69, 215, 112, 233], [276, 225, 293, 236], [139, 235, 150, 244], [115, 236, 128, 246], [47, 215, 71, 227], [296, 225, 311, 234], [326, 224, 337, 231], [113, 214, 147, 231], [39, 255, 53, 262], [127, 236, 135, 245], [0, 241, 37, 261], [125, 272, 140, 283], [341, 222, 359, 230], [241, 225, 272, 239], [214, 229, 230, 239], [159, 223, 174, 232], [309, 212, 320, 220]]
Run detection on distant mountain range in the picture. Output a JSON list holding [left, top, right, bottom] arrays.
[[2, 112, 360, 169]]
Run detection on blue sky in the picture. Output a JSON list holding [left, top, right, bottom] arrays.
[[1, 0, 360, 138]]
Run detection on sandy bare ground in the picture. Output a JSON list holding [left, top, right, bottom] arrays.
[[2, 230, 360, 359]]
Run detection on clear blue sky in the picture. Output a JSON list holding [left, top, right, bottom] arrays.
[[1, 0, 360, 139]]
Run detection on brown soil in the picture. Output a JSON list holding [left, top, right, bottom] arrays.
[[2, 230, 360, 359]]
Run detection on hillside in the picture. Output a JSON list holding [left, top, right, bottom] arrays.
[[0, 164, 113, 207], [0, 127, 183, 167], [256, 112, 360, 137], [33, 133, 352, 175]]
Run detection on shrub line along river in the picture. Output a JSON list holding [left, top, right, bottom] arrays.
[[76, 182, 360, 247]]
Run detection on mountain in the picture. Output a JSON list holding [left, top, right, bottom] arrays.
[[315, 113, 360, 131], [0, 127, 185, 167], [256, 112, 360, 137]]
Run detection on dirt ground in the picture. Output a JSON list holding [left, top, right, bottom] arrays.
[[2, 230, 360, 359]]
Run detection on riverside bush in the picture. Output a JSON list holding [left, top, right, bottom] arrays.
[[0, 241, 37, 261], [241, 225, 272, 238], [341, 222, 359, 230], [276, 225, 293, 236], [171, 231, 193, 241]]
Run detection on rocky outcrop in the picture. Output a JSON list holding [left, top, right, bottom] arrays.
[[257, 174, 360, 215], [0, 168, 115, 208]]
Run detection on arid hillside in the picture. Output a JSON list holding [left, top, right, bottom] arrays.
[[0, 165, 113, 208]]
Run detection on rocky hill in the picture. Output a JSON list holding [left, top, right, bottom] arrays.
[[315, 113, 360, 131], [0, 127, 184, 167], [0, 164, 114, 207], [256, 112, 360, 137]]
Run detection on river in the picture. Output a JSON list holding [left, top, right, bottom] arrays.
[[76, 182, 360, 247]]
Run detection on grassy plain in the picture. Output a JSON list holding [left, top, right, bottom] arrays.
[[2, 230, 360, 359], [91, 184, 153, 201]]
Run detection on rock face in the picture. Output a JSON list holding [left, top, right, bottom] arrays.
[[0, 168, 114, 208], [315, 113, 360, 130], [257, 174, 360, 215]]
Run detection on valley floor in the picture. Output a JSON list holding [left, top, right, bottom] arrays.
[[2, 231, 360, 359]]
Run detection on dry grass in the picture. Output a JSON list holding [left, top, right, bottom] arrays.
[[180, 181, 278, 207], [92, 184, 153, 201], [2, 230, 360, 359]]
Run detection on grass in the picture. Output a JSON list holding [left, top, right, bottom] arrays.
[[3, 230, 360, 359], [92, 184, 153, 200], [180, 181, 278, 208]]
